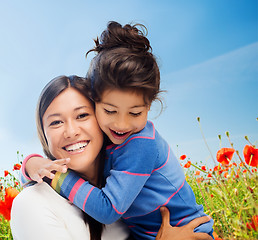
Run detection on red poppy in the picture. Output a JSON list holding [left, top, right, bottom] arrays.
[[4, 171, 9, 177], [214, 166, 220, 172], [13, 163, 21, 171], [243, 145, 258, 167], [207, 173, 212, 178], [195, 171, 200, 176], [0, 187, 19, 221], [184, 161, 191, 168], [246, 215, 258, 231], [180, 155, 187, 160], [216, 148, 235, 165], [201, 165, 207, 171]]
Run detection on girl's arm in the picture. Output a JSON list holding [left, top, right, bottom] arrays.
[[51, 139, 157, 224]]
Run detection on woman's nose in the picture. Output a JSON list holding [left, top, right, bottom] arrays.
[[63, 121, 79, 138]]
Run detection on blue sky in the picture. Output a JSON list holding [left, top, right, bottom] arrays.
[[0, 0, 257, 173]]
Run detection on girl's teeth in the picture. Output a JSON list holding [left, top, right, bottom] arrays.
[[65, 142, 88, 152], [115, 131, 126, 135]]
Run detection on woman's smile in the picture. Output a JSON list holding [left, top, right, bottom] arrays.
[[62, 140, 90, 154]]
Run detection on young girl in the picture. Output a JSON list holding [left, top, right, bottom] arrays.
[[22, 22, 214, 239]]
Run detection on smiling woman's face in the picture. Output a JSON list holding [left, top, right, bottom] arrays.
[[42, 87, 103, 181]]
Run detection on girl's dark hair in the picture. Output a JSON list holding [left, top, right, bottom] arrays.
[[86, 21, 161, 105], [36, 75, 104, 240]]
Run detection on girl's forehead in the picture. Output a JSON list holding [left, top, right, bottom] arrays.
[[100, 89, 148, 108], [102, 88, 144, 98], [101, 88, 150, 105]]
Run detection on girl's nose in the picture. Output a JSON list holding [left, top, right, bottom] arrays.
[[114, 115, 130, 131]]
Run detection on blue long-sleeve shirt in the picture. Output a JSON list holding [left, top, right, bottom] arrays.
[[33, 121, 214, 239]]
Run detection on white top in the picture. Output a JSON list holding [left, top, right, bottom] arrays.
[[10, 182, 130, 240]]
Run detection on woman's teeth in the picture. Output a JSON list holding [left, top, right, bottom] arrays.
[[64, 142, 88, 152]]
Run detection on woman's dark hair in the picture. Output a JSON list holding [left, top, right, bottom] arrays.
[[36, 75, 105, 240], [86, 21, 161, 106]]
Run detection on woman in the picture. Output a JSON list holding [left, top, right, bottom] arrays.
[[11, 75, 212, 240]]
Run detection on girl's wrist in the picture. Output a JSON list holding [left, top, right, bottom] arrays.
[[22, 153, 43, 180]]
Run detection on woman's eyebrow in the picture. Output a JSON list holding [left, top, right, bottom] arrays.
[[46, 106, 90, 119], [74, 106, 91, 111], [46, 113, 61, 119]]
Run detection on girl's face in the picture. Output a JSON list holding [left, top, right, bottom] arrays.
[[95, 89, 150, 145], [43, 88, 103, 181]]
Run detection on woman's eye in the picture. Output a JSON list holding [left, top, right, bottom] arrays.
[[130, 112, 142, 117], [104, 109, 116, 115], [49, 120, 62, 126], [77, 113, 89, 119]]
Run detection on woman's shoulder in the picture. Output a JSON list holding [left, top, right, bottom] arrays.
[[11, 182, 61, 216], [14, 182, 57, 201], [10, 182, 90, 240]]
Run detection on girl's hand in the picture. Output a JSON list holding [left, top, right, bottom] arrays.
[[26, 157, 70, 183], [156, 207, 213, 240]]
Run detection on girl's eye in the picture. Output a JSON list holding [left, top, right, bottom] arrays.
[[130, 112, 142, 117], [49, 120, 62, 126], [77, 113, 89, 119], [104, 109, 116, 115]]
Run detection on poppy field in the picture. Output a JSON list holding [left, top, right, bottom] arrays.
[[180, 119, 257, 239], [182, 142, 257, 239], [0, 154, 22, 240], [0, 127, 257, 239]]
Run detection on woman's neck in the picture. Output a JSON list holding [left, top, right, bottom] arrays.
[[79, 156, 101, 187]]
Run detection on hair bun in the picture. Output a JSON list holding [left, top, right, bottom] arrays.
[[94, 21, 151, 54]]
